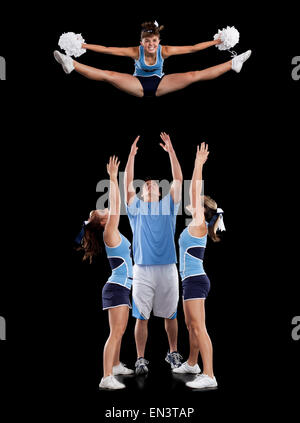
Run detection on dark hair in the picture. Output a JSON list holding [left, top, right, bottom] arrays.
[[204, 195, 222, 243], [76, 214, 104, 263], [141, 21, 164, 39]]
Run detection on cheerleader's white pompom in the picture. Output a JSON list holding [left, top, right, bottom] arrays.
[[58, 32, 86, 57], [214, 26, 240, 51]]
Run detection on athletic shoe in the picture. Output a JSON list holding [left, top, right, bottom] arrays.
[[231, 50, 252, 73], [186, 373, 218, 389], [113, 362, 134, 375], [99, 375, 125, 390], [165, 351, 183, 369], [53, 50, 74, 74], [172, 361, 201, 374], [135, 357, 149, 375]]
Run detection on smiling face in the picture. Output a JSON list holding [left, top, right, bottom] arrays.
[[142, 180, 160, 201], [141, 35, 160, 55]]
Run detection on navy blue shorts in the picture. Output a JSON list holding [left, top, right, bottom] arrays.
[[136, 75, 164, 97], [102, 282, 132, 310], [182, 275, 211, 300]]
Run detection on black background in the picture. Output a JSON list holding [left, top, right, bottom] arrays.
[[0, 4, 299, 420]]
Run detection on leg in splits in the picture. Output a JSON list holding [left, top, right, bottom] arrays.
[[156, 60, 232, 97], [73, 60, 144, 97]]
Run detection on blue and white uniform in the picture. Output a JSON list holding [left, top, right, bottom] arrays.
[[133, 45, 165, 97], [178, 225, 211, 300], [126, 193, 180, 320], [102, 233, 133, 310]]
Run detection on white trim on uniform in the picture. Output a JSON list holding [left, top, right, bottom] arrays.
[[103, 304, 132, 310], [182, 296, 206, 302], [182, 272, 206, 281], [182, 246, 205, 279]]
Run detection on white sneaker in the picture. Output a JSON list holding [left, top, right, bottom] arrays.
[[231, 50, 252, 73], [172, 361, 201, 374], [99, 375, 125, 390], [113, 362, 134, 375], [53, 50, 74, 74], [186, 373, 218, 389]]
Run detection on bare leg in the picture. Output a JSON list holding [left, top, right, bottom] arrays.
[[164, 317, 178, 352], [187, 329, 200, 366], [156, 60, 232, 97], [135, 318, 148, 358], [113, 338, 122, 367], [73, 60, 144, 97], [103, 306, 129, 378], [183, 299, 214, 377]]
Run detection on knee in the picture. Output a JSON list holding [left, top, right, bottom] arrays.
[[186, 321, 205, 337], [110, 324, 126, 340], [187, 71, 198, 82], [103, 70, 117, 82]]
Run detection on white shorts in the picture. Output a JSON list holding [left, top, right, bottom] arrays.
[[132, 264, 179, 320]]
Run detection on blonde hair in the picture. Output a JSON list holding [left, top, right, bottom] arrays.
[[204, 195, 221, 243]]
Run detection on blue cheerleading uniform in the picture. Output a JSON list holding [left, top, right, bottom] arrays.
[[133, 45, 165, 97], [102, 232, 133, 310], [178, 225, 211, 300]]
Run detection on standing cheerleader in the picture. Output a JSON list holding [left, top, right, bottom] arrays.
[[54, 21, 251, 97], [174, 142, 225, 389], [77, 156, 134, 390]]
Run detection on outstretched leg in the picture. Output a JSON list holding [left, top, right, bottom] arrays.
[[73, 60, 144, 97], [156, 60, 232, 97]]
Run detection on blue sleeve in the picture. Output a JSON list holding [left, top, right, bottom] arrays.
[[125, 195, 140, 216]]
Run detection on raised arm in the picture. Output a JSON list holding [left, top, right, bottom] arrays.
[[189, 143, 209, 230], [124, 136, 140, 206], [159, 132, 183, 204], [82, 43, 139, 59], [104, 156, 121, 245], [162, 39, 221, 59]]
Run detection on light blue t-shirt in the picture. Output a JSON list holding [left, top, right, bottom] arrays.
[[126, 193, 180, 265], [133, 45, 165, 78]]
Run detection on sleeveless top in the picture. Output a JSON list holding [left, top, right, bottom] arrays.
[[179, 225, 208, 281], [133, 45, 164, 78], [104, 232, 133, 289]]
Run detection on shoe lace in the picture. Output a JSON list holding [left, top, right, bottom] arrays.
[[229, 49, 237, 58], [170, 352, 183, 365], [135, 358, 149, 367]]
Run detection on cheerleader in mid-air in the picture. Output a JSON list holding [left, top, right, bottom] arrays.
[[54, 21, 251, 97], [76, 156, 134, 390]]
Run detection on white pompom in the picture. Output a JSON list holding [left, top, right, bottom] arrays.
[[214, 26, 240, 51], [58, 32, 86, 57]]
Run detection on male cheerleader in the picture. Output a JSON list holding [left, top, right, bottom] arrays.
[[124, 133, 183, 374]]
